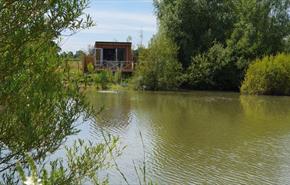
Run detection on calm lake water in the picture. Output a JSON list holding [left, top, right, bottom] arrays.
[[73, 90, 290, 184]]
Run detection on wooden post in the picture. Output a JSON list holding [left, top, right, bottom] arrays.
[[115, 48, 118, 70]]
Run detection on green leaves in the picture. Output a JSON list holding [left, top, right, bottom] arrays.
[[133, 34, 183, 91], [155, 0, 236, 67], [0, 0, 93, 182], [155, 0, 290, 90], [16, 138, 121, 185], [241, 53, 290, 95], [227, 0, 290, 67], [186, 43, 240, 90]]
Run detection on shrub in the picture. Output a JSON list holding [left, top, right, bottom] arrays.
[[113, 69, 122, 84], [87, 63, 95, 73], [186, 43, 240, 90], [17, 137, 121, 185], [133, 34, 183, 90], [0, 1, 93, 181], [241, 53, 290, 95], [94, 70, 113, 90]]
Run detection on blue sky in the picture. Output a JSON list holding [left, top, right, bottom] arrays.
[[60, 0, 157, 52]]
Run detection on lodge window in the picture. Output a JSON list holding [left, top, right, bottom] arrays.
[[117, 48, 126, 61], [103, 48, 116, 61], [103, 48, 126, 61]]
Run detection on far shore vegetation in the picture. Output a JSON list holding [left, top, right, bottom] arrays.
[[66, 0, 290, 96]]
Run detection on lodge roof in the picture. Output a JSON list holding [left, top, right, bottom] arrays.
[[95, 41, 132, 46]]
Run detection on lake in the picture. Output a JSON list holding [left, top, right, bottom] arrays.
[[73, 90, 290, 184]]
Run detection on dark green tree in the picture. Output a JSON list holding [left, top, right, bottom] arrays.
[[154, 0, 290, 90], [75, 50, 85, 59], [186, 43, 240, 90], [133, 34, 183, 90], [227, 0, 290, 71], [67, 51, 75, 59], [154, 0, 236, 67]]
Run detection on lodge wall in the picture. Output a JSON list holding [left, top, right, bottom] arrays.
[[94, 42, 133, 61]]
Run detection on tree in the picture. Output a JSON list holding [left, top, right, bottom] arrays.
[[154, 0, 290, 90], [133, 34, 183, 90], [227, 0, 290, 71], [67, 51, 74, 59], [154, 0, 290, 69], [186, 43, 240, 90], [126, 35, 132, 42], [0, 0, 94, 182], [154, 0, 235, 67], [75, 50, 85, 59]]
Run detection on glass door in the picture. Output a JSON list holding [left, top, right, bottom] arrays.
[[95, 48, 103, 65]]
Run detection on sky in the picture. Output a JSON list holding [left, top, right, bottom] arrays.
[[60, 0, 157, 52]]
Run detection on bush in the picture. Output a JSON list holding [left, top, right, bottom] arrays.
[[186, 43, 240, 90], [241, 53, 290, 95], [133, 34, 183, 90], [94, 70, 113, 90], [87, 63, 95, 73], [113, 69, 122, 84]]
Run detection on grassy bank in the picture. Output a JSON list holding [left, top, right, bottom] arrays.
[[64, 59, 133, 91]]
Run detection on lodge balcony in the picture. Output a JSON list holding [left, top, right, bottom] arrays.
[[95, 60, 134, 72], [94, 41, 134, 73]]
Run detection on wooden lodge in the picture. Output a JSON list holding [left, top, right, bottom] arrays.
[[83, 41, 134, 73]]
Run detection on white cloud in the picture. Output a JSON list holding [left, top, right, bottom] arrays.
[[61, 6, 157, 52], [87, 10, 156, 25], [82, 10, 157, 34], [82, 24, 156, 34]]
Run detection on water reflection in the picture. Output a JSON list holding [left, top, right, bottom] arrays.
[[86, 90, 132, 134], [87, 91, 290, 184], [240, 95, 290, 121]]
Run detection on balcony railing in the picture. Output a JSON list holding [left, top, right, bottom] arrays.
[[95, 60, 134, 72]]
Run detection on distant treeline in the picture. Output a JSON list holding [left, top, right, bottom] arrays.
[[60, 50, 86, 60]]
